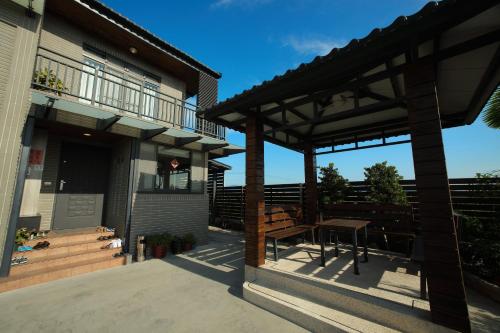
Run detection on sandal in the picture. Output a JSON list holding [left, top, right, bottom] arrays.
[[33, 241, 50, 250]]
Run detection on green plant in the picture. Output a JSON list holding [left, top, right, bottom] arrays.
[[483, 86, 500, 129], [318, 163, 350, 204], [15, 228, 30, 246], [146, 233, 172, 247], [182, 233, 197, 246], [364, 161, 407, 205], [33, 68, 66, 95], [459, 215, 500, 284]]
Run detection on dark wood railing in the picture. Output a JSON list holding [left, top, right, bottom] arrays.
[[32, 47, 225, 140], [211, 178, 500, 224]]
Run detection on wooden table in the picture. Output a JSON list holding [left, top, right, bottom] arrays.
[[318, 219, 371, 275]]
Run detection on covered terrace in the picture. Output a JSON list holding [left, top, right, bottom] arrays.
[[199, 1, 500, 331]]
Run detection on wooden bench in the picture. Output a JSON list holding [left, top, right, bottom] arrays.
[[321, 203, 415, 256], [265, 205, 317, 261]]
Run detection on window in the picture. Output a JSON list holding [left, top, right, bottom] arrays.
[[138, 143, 204, 193]]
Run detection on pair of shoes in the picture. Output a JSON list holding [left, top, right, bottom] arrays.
[[97, 235, 113, 241], [33, 241, 50, 250], [101, 239, 122, 249], [113, 252, 124, 258], [11, 256, 28, 266]]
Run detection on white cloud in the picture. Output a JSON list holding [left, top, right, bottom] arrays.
[[282, 36, 346, 56], [211, 0, 273, 9]]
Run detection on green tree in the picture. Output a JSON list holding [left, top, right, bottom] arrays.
[[364, 161, 407, 205], [483, 86, 500, 129], [318, 163, 350, 204]]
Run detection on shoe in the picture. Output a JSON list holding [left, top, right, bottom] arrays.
[[33, 241, 50, 250]]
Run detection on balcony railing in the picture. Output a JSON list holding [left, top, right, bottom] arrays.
[[32, 47, 225, 140]]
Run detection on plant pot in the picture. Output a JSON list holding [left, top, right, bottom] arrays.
[[183, 242, 193, 251], [171, 240, 182, 254], [152, 245, 167, 258]]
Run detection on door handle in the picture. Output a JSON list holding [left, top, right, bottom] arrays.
[[59, 180, 66, 191]]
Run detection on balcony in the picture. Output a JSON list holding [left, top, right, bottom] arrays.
[[31, 47, 225, 140]]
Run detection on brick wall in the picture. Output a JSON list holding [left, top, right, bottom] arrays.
[[104, 138, 131, 237], [128, 193, 209, 255]]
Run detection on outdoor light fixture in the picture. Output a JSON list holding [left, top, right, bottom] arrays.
[[129, 46, 138, 54], [83, 133, 92, 137]]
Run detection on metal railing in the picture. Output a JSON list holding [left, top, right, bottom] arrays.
[[32, 47, 225, 140]]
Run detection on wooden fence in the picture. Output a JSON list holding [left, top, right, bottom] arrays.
[[211, 178, 500, 224]]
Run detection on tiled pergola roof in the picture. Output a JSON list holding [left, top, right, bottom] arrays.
[[200, 0, 500, 152]]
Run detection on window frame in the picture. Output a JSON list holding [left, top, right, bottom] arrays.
[[137, 143, 204, 195]]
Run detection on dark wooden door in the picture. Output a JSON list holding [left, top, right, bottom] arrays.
[[53, 142, 110, 230]]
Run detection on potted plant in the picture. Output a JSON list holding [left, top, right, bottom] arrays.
[[146, 233, 171, 259], [182, 233, 197, 251], [171, 236, 183, 255], [15, 228, 30, 249]]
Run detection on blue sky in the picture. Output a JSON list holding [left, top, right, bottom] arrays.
[[102, 0, 500, 185]]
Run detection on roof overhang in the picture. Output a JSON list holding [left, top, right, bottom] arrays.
[[45, 0, 221, 97], [200, 1, 500, 152]]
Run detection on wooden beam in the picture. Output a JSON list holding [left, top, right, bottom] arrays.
[[315, 138, 411, 155], [264, 98, 405, 135], [386, 60, 402, 98], [303, 142, 318, 225], [245, 115, 266, 267], [277, 101, 310, 121], [465, 44, 500, 124], [405, 61, 471, 332]]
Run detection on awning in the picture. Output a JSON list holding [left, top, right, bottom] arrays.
[[30, 91, 244, 158]]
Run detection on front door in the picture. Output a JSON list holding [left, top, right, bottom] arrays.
[[53, 142, 110, 230]]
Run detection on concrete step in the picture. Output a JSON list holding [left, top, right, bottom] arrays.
[[13, 239, 118, 260], [10, 247, 122, 276], [243, 281, 398, 333], [23, 230, 114, 248], [246, 266, 453, 333], [0, 256, 126, 293]]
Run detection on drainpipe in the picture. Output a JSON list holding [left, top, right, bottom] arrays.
[[0, 116, 35, 277]]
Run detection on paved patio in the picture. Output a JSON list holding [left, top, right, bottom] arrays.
[[0, 228, 306, 333]]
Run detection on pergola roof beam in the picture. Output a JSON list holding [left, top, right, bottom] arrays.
[[263, 98, 405, 135]]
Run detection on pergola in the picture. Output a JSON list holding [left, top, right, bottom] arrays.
[[199, 1, 500, 332]]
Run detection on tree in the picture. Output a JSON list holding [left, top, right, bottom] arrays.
[[364, 161, 407, 205], [318, 163, 350, 204], [483, 86, 500, 129]]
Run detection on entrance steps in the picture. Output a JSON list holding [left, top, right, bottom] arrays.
[[0, 229, 125, 293], [243, 266, 453, 333]]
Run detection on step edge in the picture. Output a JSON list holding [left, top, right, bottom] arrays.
[[5, 255, 126, 281], [246, 281, 397, 333]]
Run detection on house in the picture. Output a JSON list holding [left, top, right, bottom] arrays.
[[0, 0, 243, 289]]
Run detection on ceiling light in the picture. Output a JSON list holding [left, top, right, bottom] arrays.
[[129, 47, 138, 54], [83, 133, 91, 137]]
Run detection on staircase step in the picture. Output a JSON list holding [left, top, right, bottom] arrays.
[[247, 267, 451, 333], [0, 256, 126, 293], [244, 281, 397, 333], [10, 247, 122, 276], [13, 239, 118, 260], [23, 230, 114, 248]]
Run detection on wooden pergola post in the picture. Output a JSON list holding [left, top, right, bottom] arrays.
[[405, 61, 471, 332], [245, 114, 266, 267], [304, 142, 318, 225]]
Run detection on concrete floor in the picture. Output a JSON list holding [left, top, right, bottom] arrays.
[[0, 229, 307, 333]]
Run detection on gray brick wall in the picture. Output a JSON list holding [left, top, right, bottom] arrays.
[[104, 138, 131, 237], [129, 193, 209, 255]]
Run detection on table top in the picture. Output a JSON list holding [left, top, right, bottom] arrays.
[[317, 218, 371, 230]]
